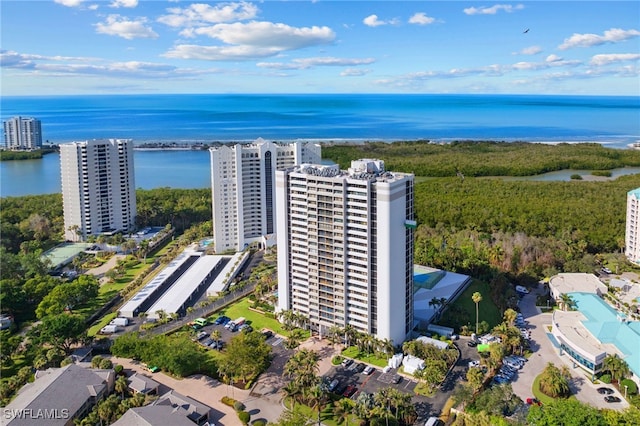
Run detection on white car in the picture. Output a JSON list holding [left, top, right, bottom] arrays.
[[363, 366, 375, 375]]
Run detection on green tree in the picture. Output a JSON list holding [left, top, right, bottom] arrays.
[[466, 367, 485, 392], [333, 398, 355, 425], [472, 292, 483, 334], [527, 397, 606, 426], [115, 375, 129, 399], [603, 354, 630, 383], [539, 362, 571, 398], [39, 313, 87, 353], [218, 331, 271, 384]]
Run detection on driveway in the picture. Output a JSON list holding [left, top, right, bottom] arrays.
[[510, 287, 629, 410]]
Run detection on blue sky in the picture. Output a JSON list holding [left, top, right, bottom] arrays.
[[1, 1, 639, 96]]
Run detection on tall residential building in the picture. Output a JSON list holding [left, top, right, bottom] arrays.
[[626, 187, 640, 264], [276, 159, 415, 344], [3, 116, 42, 150], [60, 139, 136, 241], [209, 138, 321, 252]]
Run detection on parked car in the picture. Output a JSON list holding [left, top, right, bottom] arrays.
[[196, 331, 209, 340], [526, 398, 542, 406], [392, 375, 402, 384], [261, 329, 274, 339], [354, 363, 366, 373], [598, 387, 614, 395], [343, 385, 358, 398], [605, 396, 621, 403], [601, 267, 613, 274], [328, 379, 339, 392], [341, 358, 354, 368], [214, 316, 230, 325], [363, 366, 375, 375], [467, 340, 478, 347]]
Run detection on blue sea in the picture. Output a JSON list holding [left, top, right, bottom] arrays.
[[1, 94, 638, 145], [1, 94, 639, 197]]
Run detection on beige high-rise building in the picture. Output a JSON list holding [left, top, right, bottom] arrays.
[[60, 139, 136, 241], [276, 159, 415, 344], [209, 138, 321, 252]]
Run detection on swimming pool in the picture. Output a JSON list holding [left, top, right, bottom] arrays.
[[569, 292, 640, 379]]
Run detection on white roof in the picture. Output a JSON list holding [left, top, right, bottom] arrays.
[[119, 251, 196, 317], [549, 273, 607, 296], [147, 256, 221, 318], [206, 252, 248, 295]]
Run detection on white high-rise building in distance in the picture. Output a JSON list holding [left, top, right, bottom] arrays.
[[209, 138, 321, 253], [60, 139, 136, 241], [625, 187, 640, 264], [3, 116, 42, 150], [276, 159, 416, 344]]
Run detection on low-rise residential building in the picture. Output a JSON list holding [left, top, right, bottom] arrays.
[[2, 364, 114, 425]]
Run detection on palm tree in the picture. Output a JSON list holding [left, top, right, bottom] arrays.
[[472, 292, 483, 334], [343, 324, 358, 348], [327, 325, 343, 346], [539, 362, 570, 398], [333, 398, 355, 425], [559, 293, 576, 311], [306, 384, 328, 426], [503, 308, 518, 326], [603, 354, 630, 383], [114, 375, 129, 399]]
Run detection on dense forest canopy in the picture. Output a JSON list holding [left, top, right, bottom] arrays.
[[322, 141, 640, 177]]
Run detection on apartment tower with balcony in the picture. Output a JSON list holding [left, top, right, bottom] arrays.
[[3, 116, 42, 150], [276, 159, 415, 344], [209, 138, 321, 252], [626, 187, 640, 264], [60, 139, 136, 241]]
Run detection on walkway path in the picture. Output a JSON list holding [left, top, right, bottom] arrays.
[[85, 254, 126, 284]]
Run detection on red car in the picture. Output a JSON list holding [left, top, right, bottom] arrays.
[[526, 398, 542, 406], [343, 385, 358, 398]]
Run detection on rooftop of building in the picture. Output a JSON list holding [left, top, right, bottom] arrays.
[[4, 364, 113, 425], [556, 292, 640, 378], [413, 264, 471, 325], [627, 187, 640, 198], [549, 273, 608, 296], [292, 159, 413, 183]]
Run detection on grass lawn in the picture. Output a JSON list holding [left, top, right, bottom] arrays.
[[341, 346, 388, 368], [440, 279, 503, 332], [217, 298, 310, 339], [532, 373, 576, 405]]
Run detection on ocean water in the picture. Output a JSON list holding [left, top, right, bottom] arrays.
[[1, 94, 638, 146], [1, 94, 639, 197]]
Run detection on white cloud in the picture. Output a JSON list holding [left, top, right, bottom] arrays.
[[0, 49, 215, 79], [408, 12, 435, 25], [257, 57, 375, 70], [341, 68, 371, 77], [463, 4, 524, 15], [590, 53, 640, 66], [363, 14, 399, 27], [54, 0, 84, 7], [165, 21, 335, 60], [158, 2, 259, 27], [164, 44, 280, 60], [545, 54, 562, 63], [559, 28, 640, 50], [95, 15, 159, 40], [110, 0, 138, 8], [518, 46, 542, 55]]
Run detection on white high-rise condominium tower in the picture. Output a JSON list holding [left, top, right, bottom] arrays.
[[3, 116, 42, 150], [209, 138, 321, 252], [60, 139, 136, 241], [626, 188, 640, 264], [276, 159, 415, 344]]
